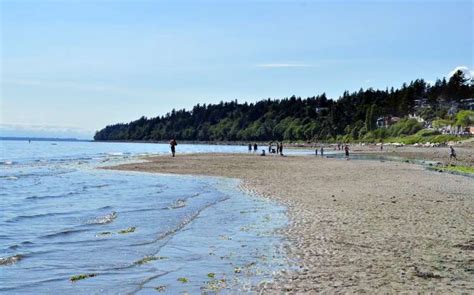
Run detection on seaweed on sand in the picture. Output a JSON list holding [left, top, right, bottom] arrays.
[[96, 231, 112, 237], [70, 273, 96, 282], [118, 227, 136, 234], [201, 278, 227, 292], [134, 256, 167, 265], [0, 254, 23, 266]]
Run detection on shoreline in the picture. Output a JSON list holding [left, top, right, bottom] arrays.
[[105, 152, 474, 293]]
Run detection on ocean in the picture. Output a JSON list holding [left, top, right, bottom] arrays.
[[0, 140, 289, 294]]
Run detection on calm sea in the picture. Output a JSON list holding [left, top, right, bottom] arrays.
[[0, 140, 289, 294]]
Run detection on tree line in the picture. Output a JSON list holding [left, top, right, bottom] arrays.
[[94, 70, 473, 142]]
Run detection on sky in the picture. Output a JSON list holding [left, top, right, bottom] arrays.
[[1, 0, 473, 139]]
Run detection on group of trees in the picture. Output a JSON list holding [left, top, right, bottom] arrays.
[[94, 70, 473, 142]]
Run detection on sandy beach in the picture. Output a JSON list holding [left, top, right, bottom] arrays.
[[107, 152, 474, 293]]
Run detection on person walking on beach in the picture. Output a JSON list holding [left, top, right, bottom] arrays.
[[449, 146, 457, 160], [345, 144, 350, 157], [279, 141, 284, 155], [253, 143, 258, 152], [170, 139, 178, 157]]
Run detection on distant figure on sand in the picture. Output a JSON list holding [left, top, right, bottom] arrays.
[[315, 148, 318, 156], [449, 146, 457, 160], [170, 139, 178, 157], [253, 143, 258, 152], [248, 143, 252, 152], [320, 147, 324, 157], [276, 142, 280, 154], [279, 141, 283, 155], [268, 142, 272, 154], [380, 142, 383, 150], [345, 145, 350, 157]]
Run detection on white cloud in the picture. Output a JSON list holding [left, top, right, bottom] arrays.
[[448, 66, 474, 80], [256, 63, 314, 68]]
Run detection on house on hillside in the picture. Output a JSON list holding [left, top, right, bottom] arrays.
[[376, 115, 401, 128], [315, 107, 329, 114], [460, 98, 474, 110]]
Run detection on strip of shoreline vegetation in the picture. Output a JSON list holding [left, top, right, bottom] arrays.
[[94, 70, 473, 143], [438, 165, 474, 175]]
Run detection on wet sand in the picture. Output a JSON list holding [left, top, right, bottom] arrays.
[[350, 144, 474, 167], [106, 153, 474, 293]]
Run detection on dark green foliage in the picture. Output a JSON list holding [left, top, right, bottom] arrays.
[[94, 74, 473, 142]]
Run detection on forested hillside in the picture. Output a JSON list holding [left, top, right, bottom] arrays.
[[94, 71, 473, 142]]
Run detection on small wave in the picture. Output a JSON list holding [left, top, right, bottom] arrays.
[[0, 254, 23, 266], [41, 228, 89, 239], [7, 241, 33, 250], [4, 176, 18, 180], [82, 184, 109, 190], [7, 211, 73, 222], [132, 196, 230, 247], [0, 161, 14, 165], [25, 191, 78, 201], [107, 152, 124, 156], [88, 211, 117, 225]]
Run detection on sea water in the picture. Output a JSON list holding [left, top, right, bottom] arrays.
[[0, 140, 288, 294]]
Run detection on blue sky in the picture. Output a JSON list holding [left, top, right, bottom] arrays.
[[1, 0, 472, 139]]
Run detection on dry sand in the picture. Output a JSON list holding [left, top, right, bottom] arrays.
[[107, 153, 474, 293]]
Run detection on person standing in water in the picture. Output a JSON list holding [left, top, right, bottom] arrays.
[[253, 143, 258, 152], [279, 141, 284, 155], [320, 146, 324, 157], [276, 142, 280, 154], [170, 139, 178, 157], [248, 143, 252, 152], [345, 144, 350, 157]]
